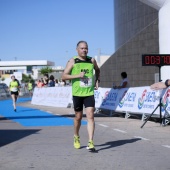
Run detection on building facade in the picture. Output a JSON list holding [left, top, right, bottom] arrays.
[[100, 0, 159, 88]]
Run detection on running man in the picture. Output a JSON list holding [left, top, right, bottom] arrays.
[[9, 75, 20, 112], [62, 41, 100, 151]]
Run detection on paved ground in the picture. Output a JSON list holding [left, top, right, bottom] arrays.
[[0, 97, 170, 170]]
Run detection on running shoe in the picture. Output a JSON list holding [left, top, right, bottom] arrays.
[[74, 135, 80, 149], [86, 140, 95, 150]]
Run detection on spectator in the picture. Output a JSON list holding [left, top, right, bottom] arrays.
[[55, 79, 59, 87], [48, 75, 55, 87], [37, 80, 43, 88], [60, 79, 66, 86], [113, 72, 130, 89], [43, 74, 49, 87]]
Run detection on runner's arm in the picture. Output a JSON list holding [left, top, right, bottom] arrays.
[[92, 58, 100, 90]]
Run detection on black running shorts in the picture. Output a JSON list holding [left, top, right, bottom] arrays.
[[73, 95, 95, 112], [11, 91, 19, 95]]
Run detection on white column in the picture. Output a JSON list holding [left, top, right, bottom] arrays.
[[159, 1, 170, 81], [140, 0, 170, 81]]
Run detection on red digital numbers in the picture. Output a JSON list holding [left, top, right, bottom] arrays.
[[162, 56, 170, 64], [142, 55, 170, 66], [145, 56, 160, 65]]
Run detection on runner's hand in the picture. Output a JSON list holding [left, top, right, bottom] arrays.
[[79, 72, 85, 78]]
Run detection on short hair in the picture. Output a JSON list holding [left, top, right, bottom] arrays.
[[121, 72, 127, 78], [44, 73, 49, 78], [76, 41, 88, 48]]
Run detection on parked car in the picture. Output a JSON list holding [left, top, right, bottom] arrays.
[[0, 83, 10, 97]]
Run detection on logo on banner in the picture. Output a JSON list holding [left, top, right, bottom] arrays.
[[161, 89, 170, 110], [138, 89, 156, 109], [118, 90, 127, 108], [94, 90, 100, 99], [101, 91, 110, 106], [138, 89, 147, 109]]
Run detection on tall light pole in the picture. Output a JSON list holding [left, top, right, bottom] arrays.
[[97, 48, 101, 66]]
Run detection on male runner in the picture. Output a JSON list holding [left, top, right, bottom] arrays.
[[62, 41, 100, 150]]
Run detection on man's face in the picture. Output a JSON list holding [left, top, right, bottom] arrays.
[[76, 42, 88, 57]]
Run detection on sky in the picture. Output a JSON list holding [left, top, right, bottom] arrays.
[[0, 0, 115, 67]]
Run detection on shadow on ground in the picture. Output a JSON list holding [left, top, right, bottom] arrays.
[[95, 138, 141, 152], [0, 129, 40, 147]]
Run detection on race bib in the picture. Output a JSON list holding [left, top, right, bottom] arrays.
[[11, 87, 18, 92], [80, 78, 92, 87]]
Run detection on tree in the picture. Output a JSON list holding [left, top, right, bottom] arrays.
[[39, 66, 53, 75], [22, 74, 34, 84]]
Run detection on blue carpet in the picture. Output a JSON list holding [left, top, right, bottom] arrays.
[[0, 98, 87, 127]]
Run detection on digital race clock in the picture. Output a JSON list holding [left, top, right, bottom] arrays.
[[142, 54, 170, 66]]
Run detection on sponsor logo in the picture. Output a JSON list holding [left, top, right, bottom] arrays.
[[138, 89, 156, 109], [118, 90, 127, 108], [161, 89, 170, 109], [138, 89, 147, 109], [101, 91, 110, 106]]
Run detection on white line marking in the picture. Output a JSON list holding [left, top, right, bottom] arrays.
[[134, 136, 150, 141], [98, 124, 108, 127], [162, 145, 170, 149], [113, 129, 127, 133], [47, 111, 52, 113], [148, 121, 155, 123], [55, 113, 60, 115]]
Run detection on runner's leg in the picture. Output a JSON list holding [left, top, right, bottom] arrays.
[[74, 111, 83, 136], [86, 107, 95, 141], [11, 94, 16, 110]]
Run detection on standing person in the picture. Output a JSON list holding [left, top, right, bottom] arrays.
[[48, 75, 55, 87], [43, 74, 49, 87], [55, 79, 59, 87], [62, 40, 100, 151], [9, 75, 20, 112], [113, 72, 130, 89]]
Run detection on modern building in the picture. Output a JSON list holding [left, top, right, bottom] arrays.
[[0, 60, 55, 85], [100, 0, 170, 88], [95, 55, 110, 68]]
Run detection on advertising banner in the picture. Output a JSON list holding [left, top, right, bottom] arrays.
[[31, 86, 170, 116], [115, 87, 159, 114], [31, 86, 72, 107]]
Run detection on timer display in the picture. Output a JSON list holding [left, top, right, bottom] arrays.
[[142, 54, 170, 66]]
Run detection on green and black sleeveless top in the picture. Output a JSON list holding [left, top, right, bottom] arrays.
[[71, 56, 94, 96]]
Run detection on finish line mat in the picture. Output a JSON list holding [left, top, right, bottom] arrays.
[[0, 98, 87, 127]]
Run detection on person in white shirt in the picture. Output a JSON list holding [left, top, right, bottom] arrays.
[[113, 72, 130, 89]]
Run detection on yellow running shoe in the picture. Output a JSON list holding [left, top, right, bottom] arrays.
[[74, 136, 80, 149], [86, 140, 95, 151]]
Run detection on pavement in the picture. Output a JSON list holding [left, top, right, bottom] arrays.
[[0, 97, 170, 170]]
